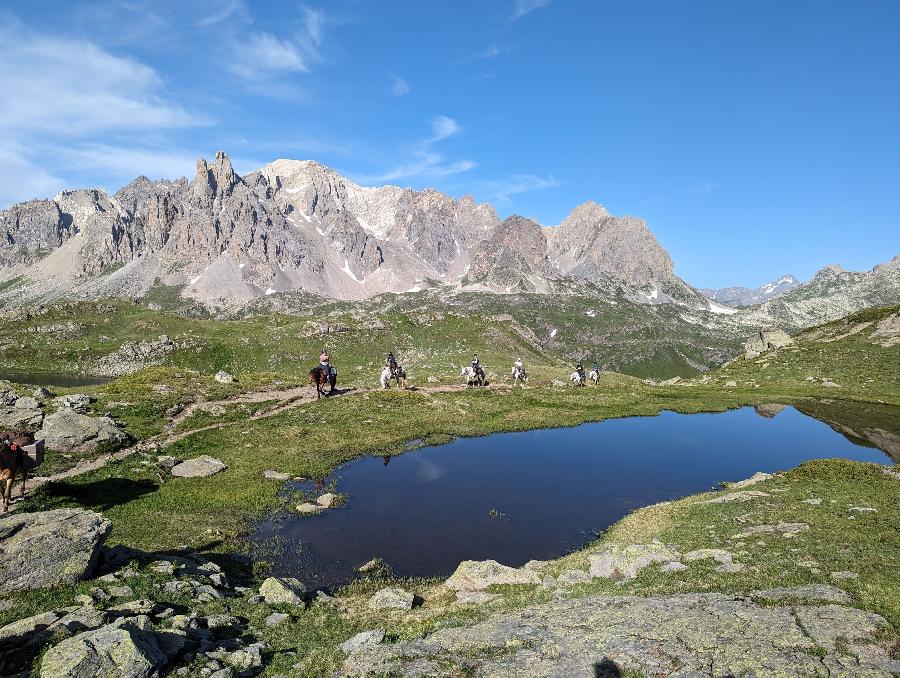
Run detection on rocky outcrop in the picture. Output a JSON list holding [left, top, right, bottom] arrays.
[[339, 588, 899, 676], [744, 328, 793, 358], [92, 335, 175, 376], [445, 560, 541, 591], [0, 509, 110, 593], [39, 615, 167, 678], [37, 409, 129, 453]]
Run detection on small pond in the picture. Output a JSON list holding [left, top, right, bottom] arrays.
[[252, 406, 893, 590], [0, 372, 112, 388]]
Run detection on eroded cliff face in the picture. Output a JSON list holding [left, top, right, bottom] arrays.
[[0, 152, 721, 309]]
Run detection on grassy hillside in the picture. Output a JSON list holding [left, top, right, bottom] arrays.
[[0, 290, 746, 382]]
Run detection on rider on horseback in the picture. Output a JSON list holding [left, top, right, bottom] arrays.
[[591, 360, 599, 375], [472, 354, 483, 377], [386, 352, 398, 375], [512, 358, 523, 377], [320, 350, 332, 376], [575, 362, 585, 380]]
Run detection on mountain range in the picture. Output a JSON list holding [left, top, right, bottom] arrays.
[[0, 151, 897, 333], [700, 275, 801, 307], [0, 152, 710, 310]]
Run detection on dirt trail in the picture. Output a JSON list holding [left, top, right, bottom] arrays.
[[14, 380, 509, 505]]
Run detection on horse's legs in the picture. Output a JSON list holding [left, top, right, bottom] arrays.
[[19, 467, 27, 498], [2, 477, 11, 513]]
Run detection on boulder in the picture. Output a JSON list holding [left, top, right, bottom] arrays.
[[214, 371, 236, 384], [0, 509, 110, 593], [93, 336, 175, 377], [37, 409, 129, 453], [316, 492, 337, 508], [588, 543, 680, 580], [0, 404, 43, 429], [39, 616, 167, 678], [368, 588, 415, 610], [54, 394, 95, 411], [744, 328, 793, 359], [170, 456, 227, 478], [725, 471, 773, 489], [445, 560, 541, 592], [340, 629, 385, 654], [259, 577, 305, 606], [15, 396, 40, 409], [263, 470, 290, 480]]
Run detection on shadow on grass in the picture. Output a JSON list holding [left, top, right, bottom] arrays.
[[40, 477, 158, 512]]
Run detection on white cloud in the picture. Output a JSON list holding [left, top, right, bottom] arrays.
[[230, 5, 327, 82], [0, 22, 208, 137], [430, 116, 462, 142], [0, 141, 67, 207], [478, 174, 560, 205], [389, 73, 410, 97], [511, 0, 551, 20], [0, 18, 208, 208], [354, 116, 476, 184], [198, 0, 246, 26], [233, 33, 309, 78]]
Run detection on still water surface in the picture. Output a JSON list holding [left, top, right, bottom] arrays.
[[253, 406, 892, 589], [0, 372, 112, 387]]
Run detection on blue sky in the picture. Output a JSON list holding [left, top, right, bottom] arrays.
[[1, 1, 897, 288]]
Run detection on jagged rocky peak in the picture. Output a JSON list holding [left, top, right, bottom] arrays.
[[194, 151, 239, 199], [469, 215, 552, 290], [549, 200, 675, 287]]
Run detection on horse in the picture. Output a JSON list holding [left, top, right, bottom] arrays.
[[570, 371, 586, 387], [309, 365, 337, 399], [0, 431, 33, 513], [512, 366, 528, 386], [380, 364, 407, 389], [588, 369, 601, 385], [461, 365, 486, 387]]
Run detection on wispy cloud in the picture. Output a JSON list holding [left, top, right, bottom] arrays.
[[355, 116, 476, 184], [478, 174, 560, 205], [0, 21, 207, 137], [198, 0, 246, 27], [0, 17, 208, 207], [231, 5, 326, 82], [467, 44, 501, 61], [233, 33, 309, 78], [389, 73, 410, 97], [511, 0, 551, 20]]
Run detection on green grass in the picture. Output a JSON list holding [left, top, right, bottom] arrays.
[[0, 303, 897, 676]]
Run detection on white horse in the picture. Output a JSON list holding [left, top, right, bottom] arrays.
[[461, 365, 485, 387], [570, 371, 585, 386], [588, 369, 600, 385], [512, 365, 528, 386], [380, 365, 407, 389]]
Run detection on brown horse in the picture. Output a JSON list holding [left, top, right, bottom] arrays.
[[0, 431, 34, 513], [309, 365, 337, 399]]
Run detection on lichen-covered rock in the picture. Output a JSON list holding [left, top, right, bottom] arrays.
[[368, 588, 415, 610], [93, 336, 175, 377], [259, 577, 305, 606], [37, 409, 129, 453], [445, 560, 541, 592], [338, 589, 899, 676], [214, 371, 235, 384], [0, 509, 110, 593], [54, 394, 95, 411], [588, 543, 680, 580], [170, 455, 226, 478], [340, 629, 385, 654], [744, 328, 793, 358], [39, 616, 167, 678]]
